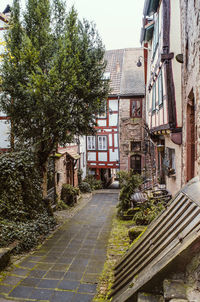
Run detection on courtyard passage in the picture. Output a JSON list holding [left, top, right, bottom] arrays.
[[0, 191, 119, 302]]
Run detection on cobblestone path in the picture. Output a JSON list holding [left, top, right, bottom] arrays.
[[0, 192, 119, 302]]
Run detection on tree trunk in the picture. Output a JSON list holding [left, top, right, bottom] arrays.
[[42, 160, 48, 198]]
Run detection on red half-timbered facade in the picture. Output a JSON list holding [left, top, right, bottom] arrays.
[[87, 97, 119, 180]]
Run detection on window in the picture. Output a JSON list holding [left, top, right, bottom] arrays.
[[102, 72, 110, 80], [158, 71, 163, 106], [87, 136, 96, 150], [131, 99, 142, 117], [131, 141, 141, 152], [130, 155, 141, 174], [164, 148, 176, 176], [98, 136, 107, 150], [153, 14, 159, 56], [152, 83, 156, 111]]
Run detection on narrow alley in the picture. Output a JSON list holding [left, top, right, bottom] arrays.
[[0, 191, 119, 302]]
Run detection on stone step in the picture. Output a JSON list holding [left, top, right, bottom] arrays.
[[0, 242, 18, 271], [0, 247, 12, 271], [137, 292, 164, 302], [163, 279, 187, 301], [168, 299, 189, 302]]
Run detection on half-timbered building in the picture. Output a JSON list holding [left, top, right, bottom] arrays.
[[86, 48, 146, 184], [140, 0, 182, 195]]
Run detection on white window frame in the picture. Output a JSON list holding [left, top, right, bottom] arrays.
[[153, 14, 159, 56], [152, 82, 156, 111], [158, 70, 163, 106], [87, 136, 96, 150], [98, 135, 107, 151]]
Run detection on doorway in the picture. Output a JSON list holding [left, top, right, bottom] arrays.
[[186, 93, 195, 182]]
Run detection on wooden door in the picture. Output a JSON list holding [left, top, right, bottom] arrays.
[[186, 99, 195, 182]]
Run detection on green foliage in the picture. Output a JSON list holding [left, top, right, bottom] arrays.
[[0, 213, 56, 252], [0, 0, 109, 193], [0, 151, 56, 252], [94, 215, 133, 301], [0, 151, 46, 221], [61, 184, 79, 206], [56, 199, 69, 210], [84, 175, 102, 190], [133, 200, 165, 225], [117, 170, 142, 216], [79, 181, 92, 193]]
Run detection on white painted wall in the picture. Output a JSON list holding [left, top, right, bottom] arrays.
[[0, 120, 10, 148], [109, 99, 118, 111], [87, 152, 96, 161], [109, 149, 119, 161], [109, 113, 118, 126], [98, 152, 107, 162], [79, 136, 87, 179]]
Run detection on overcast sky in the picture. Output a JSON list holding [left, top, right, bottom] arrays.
[[0, 0, 144, 50]]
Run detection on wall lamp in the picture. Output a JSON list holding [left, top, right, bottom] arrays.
[[136, 56, 148, 67], [137, 56, 143, 67], [136, 47, 151, 67]]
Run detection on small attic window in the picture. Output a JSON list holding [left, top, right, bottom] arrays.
[[103, 72, 110, 80]]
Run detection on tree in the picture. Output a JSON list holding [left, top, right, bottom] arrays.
[[0, 0, 109, 197]]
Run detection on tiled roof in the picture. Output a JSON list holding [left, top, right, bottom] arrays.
[[104, 48, 145, 97], [104, 49, 124, 96]]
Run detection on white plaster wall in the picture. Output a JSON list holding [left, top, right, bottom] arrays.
[[0, 120, 10, 148], [79, 136, 87, 178], [109, 113, 118, 126], [165, 135, 182, 196], [109, 99, 118, 111], [97, 120, 106, 127], [109, 149, 119, 162], [87, 152, 96, 162], [98, 152, 107, 162]]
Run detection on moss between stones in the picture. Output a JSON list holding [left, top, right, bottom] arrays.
[[128, 226, 147, 244], [93, 211, 144, 301]]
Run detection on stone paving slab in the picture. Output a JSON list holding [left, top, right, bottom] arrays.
[[0, 192, 118, 301]]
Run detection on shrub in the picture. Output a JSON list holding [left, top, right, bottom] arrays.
[[117, 170, 142, 217], [0, 213, 56, 252], [61, 184, 79, 206], [0, 151, 48, 221], [84, 175, 102, 190], [0, 151, 57, 252], [56, 200, 69, 210], [79, 182, 92, 193], [133, 200, 165, 225]]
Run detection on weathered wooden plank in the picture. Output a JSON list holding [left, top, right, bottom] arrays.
[[110, 177, 200, 302], [115, 193, 186, 270], [115, 196, 191, 275], [114, 199, 195, 281], [112, 207, 200, 292], [113, 228, 200, 302]]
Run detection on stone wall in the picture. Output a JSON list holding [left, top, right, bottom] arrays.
[[119, 98, 145, 171], [137, 251, 200, 302], [180, 0, 200, 185]]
